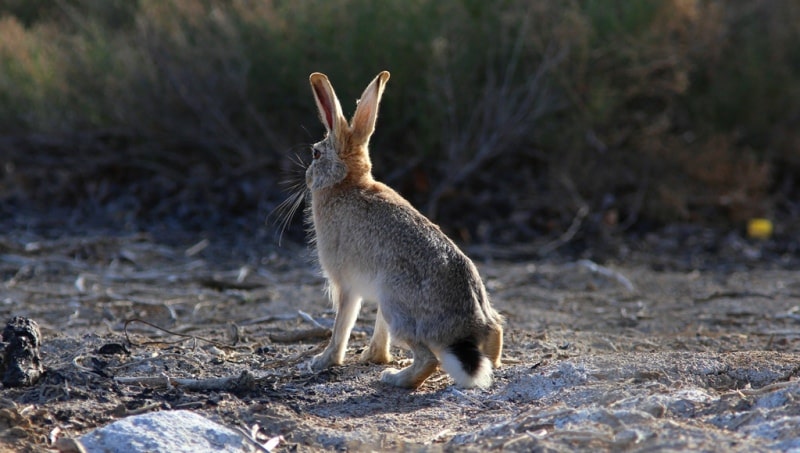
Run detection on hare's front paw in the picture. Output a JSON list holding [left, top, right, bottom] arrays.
[[360, 345, 393, 364], [310, 349, 339, 371]]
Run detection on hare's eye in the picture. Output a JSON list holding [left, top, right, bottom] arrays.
[[312, 148, 321, 160]]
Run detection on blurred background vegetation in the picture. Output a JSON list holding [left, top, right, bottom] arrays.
[[0, 0, 798, 250]]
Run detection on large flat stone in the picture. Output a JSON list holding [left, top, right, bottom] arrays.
[[78, 410, 259, 453]]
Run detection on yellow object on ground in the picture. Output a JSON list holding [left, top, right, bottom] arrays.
[[747, 218, 773, 239]]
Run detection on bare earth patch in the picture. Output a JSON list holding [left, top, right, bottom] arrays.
[[1, 232, 799, 451]]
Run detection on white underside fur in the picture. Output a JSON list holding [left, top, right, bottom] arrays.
[[439, 351, 492, 389]]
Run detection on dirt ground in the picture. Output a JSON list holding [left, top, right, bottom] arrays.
[[1, 228, 799, 452]]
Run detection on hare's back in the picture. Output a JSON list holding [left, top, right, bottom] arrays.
[[359, 186, 459, 258], [354, 186, 481, 289], [320, 183, 479, 288]]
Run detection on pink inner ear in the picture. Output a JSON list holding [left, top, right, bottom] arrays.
[[313, 84, 333, 130]]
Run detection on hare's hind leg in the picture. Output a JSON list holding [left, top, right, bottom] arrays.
[[360, 306, 393, 364], [380, 342, 438, 389], [484, 323, 503, 368], [311, 285, 361, 370]]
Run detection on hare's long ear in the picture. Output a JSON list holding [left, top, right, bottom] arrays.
[[310, 72, 344, 135], [350, 71, 390, 145]]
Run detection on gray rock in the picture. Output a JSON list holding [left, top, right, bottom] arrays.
[[77, 410, 259, 453]]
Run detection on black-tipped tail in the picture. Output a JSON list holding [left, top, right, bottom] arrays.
[[448, 339, 483, 377]]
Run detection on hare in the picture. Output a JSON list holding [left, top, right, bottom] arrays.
[[305, 71, 503, 389]]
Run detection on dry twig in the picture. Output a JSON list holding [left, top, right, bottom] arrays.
[[123, 319, 235, 350], [577, 260, 636, 293], [269, 328, 330, 343], [114, 370, 257, 392]]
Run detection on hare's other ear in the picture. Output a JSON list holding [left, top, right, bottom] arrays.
[[310, 72, 344, 135], [350, 71, 390, 145]]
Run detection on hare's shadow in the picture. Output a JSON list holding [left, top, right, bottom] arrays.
[[306, 378, 459, 418]]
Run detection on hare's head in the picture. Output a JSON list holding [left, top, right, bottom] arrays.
[[306, 71, 390, 191]]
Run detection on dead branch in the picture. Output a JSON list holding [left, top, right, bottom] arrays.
[[114, 370, 257, 392], [54, 437, 88, 453], [234, 425, 282, 453], [736, 380, 798, 396], [426, 22, 567, 219], [184, 239, 210, 257], [114, 343, 327, 391], [261, 343, 326, 370], [268, 328, 330, 343], [297, 310, 326, 329], [693, 291, 774, 302], [266, 310, 332, 342], [237, 314, 297, 326], [577, 260, 636, 293], [538, 174, 590, 257], [537, 205, 589, 257], [198, 278, 266, 291], [467, 173, 591, 260], [124, 319, 235, 350], [106, 353, 205, 372]]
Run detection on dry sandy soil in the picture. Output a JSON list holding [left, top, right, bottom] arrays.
[[1, 230, 799, 451]]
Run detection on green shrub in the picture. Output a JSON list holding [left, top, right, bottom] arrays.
[[0, 0, 798, 239]]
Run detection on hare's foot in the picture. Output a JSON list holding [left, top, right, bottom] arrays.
[[361, 307, 392, 364], [311, 287, 361, 371], [360, 344, 393, 364], [485, 323, 504, 369], [380, 343, 437, 389], [310, 346, 342, 371]]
